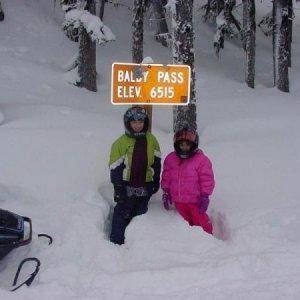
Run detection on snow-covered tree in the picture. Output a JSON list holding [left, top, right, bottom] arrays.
[[214, 0, 243, 57], [78, 0, 97, 92], [151, 0, 169, 47], [167, 0, 196, 132], [273, 0, 290, 92], [132, 0, 146, 63], [201, 0, 242, 58], [243, 0, 255, 88], [0, 1, 4, 22], [62, 0, 115, 91], [132, 0, 155, 130], [258, 11, 273, 37], [287, 0, 293, 68], [99, 0, 106, 20], [202, 0, 223, 22], [258, 1, 292, 91]]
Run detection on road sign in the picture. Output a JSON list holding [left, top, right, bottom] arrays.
[[111, 62, 191, 105]]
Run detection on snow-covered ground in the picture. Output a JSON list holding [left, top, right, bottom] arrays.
[[0, 0, 299, 299]]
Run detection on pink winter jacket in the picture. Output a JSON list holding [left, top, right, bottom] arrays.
[[161, 150, 215, 204]]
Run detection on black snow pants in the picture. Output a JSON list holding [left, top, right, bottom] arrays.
[[110, 195, 150, 245]]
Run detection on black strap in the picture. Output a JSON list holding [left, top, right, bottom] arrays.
[[11, 257, 41, 292], [38, 234, 53, 245]]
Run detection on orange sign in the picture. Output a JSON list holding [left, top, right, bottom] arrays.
[[111, 62, 191, 105]]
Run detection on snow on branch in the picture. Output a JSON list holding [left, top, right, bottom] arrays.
[[63, 8, 116, 44], [165, 0, 177, 15]]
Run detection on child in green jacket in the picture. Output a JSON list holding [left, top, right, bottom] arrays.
[[109, 106, 161, 245]]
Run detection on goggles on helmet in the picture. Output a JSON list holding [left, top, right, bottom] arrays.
[[126, 107, 147, 121], [174, 130, 197, 143]]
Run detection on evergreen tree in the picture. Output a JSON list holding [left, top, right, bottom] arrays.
[[201, 1, 242, 58], [274, 0, 290, 92], [151, 0, 169, 47], [170, 0, 196, 132], [99, 0, 106, 21], [287, 0, 293, 67], [61, 0, 115, 91], [0, 1, 4, 22], [132, 0, 153, 130], [132, 0, 145, 63], [78, 0, 97, 92], [243, 0, 256, 88]]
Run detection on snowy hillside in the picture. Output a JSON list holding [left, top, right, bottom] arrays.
[[0, 0, 300, 299]]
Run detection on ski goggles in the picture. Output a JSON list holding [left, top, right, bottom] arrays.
[[126, 108, 147, 121], [174, 130, 197, 143], [126, 186, 148, 197]]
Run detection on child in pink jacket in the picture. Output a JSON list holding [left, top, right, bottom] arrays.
[[161, 127, 215, 234]]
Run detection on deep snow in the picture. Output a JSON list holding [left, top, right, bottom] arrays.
[[0, 0, 300, 299]]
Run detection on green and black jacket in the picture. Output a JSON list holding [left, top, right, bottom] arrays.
[[109, 133, 161, 188]]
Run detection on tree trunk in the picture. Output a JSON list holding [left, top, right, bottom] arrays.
[[173, 0, 196, 132], [216, 0, 225, 15], [274, 0, 289, 92], [78, 0, 97, 92], [132, 0, 153, 131], [132, 0, 144, 64], [0, 1, 4, 22], [287, 0, 293, 67], [272, 1, 276, 86], [224, 1, 239, 31], [99, 0, 106, 21], [152, 0, 169, 47], [243, 0, 256, 88], [203, 0, 211, 22]]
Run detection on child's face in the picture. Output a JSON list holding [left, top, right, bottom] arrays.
[[130, 120, 144, 133], [179, 141, 191, 152]]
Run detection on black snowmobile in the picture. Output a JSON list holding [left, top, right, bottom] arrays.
[[0, 209, 52, 291]]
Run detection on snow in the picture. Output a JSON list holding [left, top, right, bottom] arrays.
[[63, 8, 116, 44], [142, 56, 154, 64], [216, 11, 226, 28], [0, 0, 300, 299]]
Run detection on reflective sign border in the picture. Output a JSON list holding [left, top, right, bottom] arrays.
[[111, 62, 191, 106]]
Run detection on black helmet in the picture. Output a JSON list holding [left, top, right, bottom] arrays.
[[174, 127, 199, 158], [124, 106, 149, 138]]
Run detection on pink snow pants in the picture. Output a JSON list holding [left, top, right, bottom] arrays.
[[174, 202, 213, 234]]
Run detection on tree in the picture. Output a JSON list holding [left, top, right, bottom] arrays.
[[243, 0, 256, 88], [258, 1, 292, 91], [257, 11, 273, 37], [78, 0, 97, 91], [273, 0, 290, 92], [132, 0, 154, 130], [151, 0, 169, 47], [99, 0, 106, 21], [201, 1, 242, 58], [132, 0, 145, 64], [62, 0, 115, 91], [168, 0, 196, 132], [287, 0, 293, 67], [0, 1, 4, 22]]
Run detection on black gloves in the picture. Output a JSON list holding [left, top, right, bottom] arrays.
[[113, 184, 126, 203], [147, 181, 160, 196], [152, 180, 160, 194]]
